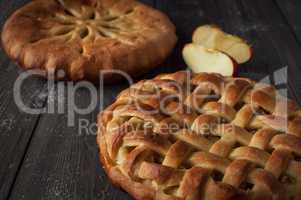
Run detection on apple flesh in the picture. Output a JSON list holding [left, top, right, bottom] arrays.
[[192, 25, 252, 64], [183, 43, 237, 76]]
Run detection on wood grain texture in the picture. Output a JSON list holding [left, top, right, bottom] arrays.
[[7, 2, 149, 200], [198, 0, 301, 104], [9, 83, 132, 200], [0, 0, 301, 200], [275, 0, 301, 44], [0, 1, 49, 199], [0, 46, 48, 200]]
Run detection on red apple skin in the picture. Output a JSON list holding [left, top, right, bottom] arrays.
[[249, 47, 254, 63], [232, 60, 239, 77]]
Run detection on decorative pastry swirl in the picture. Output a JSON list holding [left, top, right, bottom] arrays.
[[1, 0, 177, 81]]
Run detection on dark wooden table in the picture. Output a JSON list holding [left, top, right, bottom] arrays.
[[1, 0, 301, 200]]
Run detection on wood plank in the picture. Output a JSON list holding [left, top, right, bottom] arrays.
[[275, 0, 301, 44], [162, 0, 301, 104], [236, 0, 301, 104], [0, 56, 48, 200], [7, 1, 154, 200], [0, 0, 48, 199], [9, 83, 132, 200], [150, 0, 201, 75], [6, 1, 301, 200]]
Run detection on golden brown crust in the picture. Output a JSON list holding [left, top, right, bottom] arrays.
[[97, 71, 301, 200], [1, 0, 177, 82]]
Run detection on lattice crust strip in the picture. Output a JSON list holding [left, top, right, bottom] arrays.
[[98, 71, 301, 200]]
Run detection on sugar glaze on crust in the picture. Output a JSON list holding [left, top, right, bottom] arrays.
[[1, 0, 177, 82], [98, 71, 301, 200]]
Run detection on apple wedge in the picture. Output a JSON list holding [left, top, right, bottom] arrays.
[[192, 25, 252, 64], [183, 43, 237, 76]]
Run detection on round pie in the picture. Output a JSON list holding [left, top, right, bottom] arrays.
[[1, 0, 177, 82], [97, 71, 301, 200]]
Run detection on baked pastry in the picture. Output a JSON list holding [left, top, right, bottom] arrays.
[[98, 71, 301, 200], [1, 0, 177, 82]]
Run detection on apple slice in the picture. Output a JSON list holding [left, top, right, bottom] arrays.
[[192, 25, 252, 64], [183, 43, 237, 76]]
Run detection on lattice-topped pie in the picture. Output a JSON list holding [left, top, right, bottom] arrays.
[[97, 71, 301, 200], [1, 0, 177, 82]]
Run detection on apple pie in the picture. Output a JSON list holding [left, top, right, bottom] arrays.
[[1, 0, 177, 82], [98, 71, 301, 200]]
